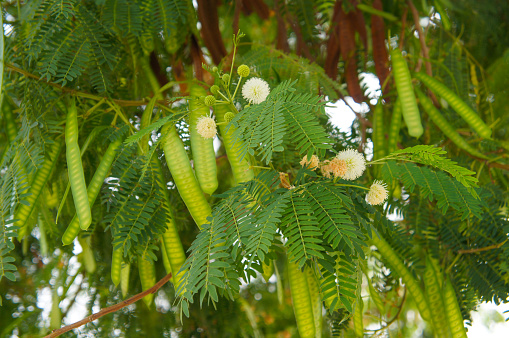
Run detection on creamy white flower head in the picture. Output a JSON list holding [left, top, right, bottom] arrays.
[[196, 116, 217, 139], [336, 148, 366, 180], [366, 180, 388, 205], [242, 77, 270, 104]]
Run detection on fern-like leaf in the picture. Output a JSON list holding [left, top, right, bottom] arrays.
[[231, 80, 331, 163], [303, 181, 363, 254], [244, 192, 291, 264], [319, 253, 359, 313], [281, 190, 325, 268], [382, 161, 482, 219], [382, 145, 479, 196]]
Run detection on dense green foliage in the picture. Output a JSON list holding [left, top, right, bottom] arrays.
[[0, 0, 508, 337]]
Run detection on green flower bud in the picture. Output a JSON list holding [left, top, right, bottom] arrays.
[[212, 66, 218, 73], [222, 73, 230, 83], [224, 112, 235, 122], [237, 64, 250, 77], [204, 95, 216, 107], [210, 85, 220, 95]]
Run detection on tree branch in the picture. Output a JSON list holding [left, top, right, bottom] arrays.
[[408, 1, 432, 76], [5, 63, 165, 107], [44, 272, 173, 338], [408, 1, 440, 106], [457, 240, 507, 254]]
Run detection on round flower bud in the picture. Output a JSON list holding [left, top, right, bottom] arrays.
[[237, 65, 250, 77], [222, 73, 230, 83], [224, 112, 235, 122], [196, 116, 217, 139], [210, 85, 220, 95], [204, 95, 216, 107], [212, 66, 218, 73]]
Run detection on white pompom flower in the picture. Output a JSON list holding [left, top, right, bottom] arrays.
[[336, 148, 366, 180], [242, 77, 270, 104], [366, 180, 388, 205], [196, 116, 217, 139]]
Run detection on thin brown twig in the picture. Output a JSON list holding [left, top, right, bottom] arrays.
[[5, 63, 162, 107], [286, 13, 314, 61], [457, 240, 507, 254], [370, 287, 407, 336], [233, 0, 242, 35], [408, 1, 431, 76], [407, 1, 440, 106], [44, 272, 173, 338], [337, 91, 373, 128], [398, 8, 408, 51]]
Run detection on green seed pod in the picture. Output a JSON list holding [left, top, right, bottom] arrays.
[[287, 259, 316, 338], [390, 48, 423, 138], [237, 64, 250, 77], [261, 260, 274, 282], [138, 254, 156, 307], [204, 95, 216, 107], [120, 262, 130, 298], [214, 105, 254, 185]]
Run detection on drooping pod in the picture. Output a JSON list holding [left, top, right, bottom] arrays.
[[2, 99, 17, 143], [372, 101, 386, 161], [137, 70, 187, 290], [370, 233, 432, 323], [414, 72, 491, 139], [15, 141, 62, 239], [161, 124, 211, 228], [387, 99, 402, 154], [287, 259, 316, 338], [111, 246, 123, 286], [62, 136, 123, 245], [65, 99, 92, 230], [215, 104, 254, 185], [261, 260, 274, 282], [424, 255, 450, 336], [305, 267, 322, 338], [415, 88, 488, 159], [390, 48, 423, 138], [138, 254, 156, 307], [160, 241, 173, 277], [367, 278, 384, 316], [154, 157, 187, 288], [189, 84, 218, 195], [353, 296, 364, 337], [443, 277, 468, 338], [120, 262, 130, 298], [79, 236, 96, 274]]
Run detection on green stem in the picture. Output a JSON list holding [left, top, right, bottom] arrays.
[[231, 76, 244, 101], [139, 56, 163, 100], [335, 184, 370, 191], [217, 91, 230, 102], [370, 233, 432, 323]]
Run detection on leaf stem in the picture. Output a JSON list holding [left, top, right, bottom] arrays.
[[334, 183, 370, 191]]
